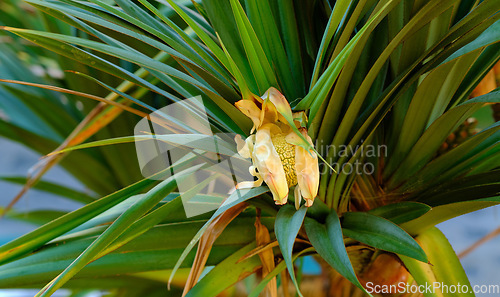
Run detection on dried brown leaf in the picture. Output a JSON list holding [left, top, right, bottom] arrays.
[[255, 212, 277, 297], [182, 202, 248, 296]]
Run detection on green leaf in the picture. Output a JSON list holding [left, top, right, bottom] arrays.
[[304, 212, 370, 296], [34, 167, 199, 297], [400, 227, 475, 297], [443, 19, 500, 64], [399, 256, 444, 297], [53, 134, 240, 158], [384, 50, 481, 178], [303, 0, 402, 150], [368, 202, 432, 225], [244, 0, 298, 98], [184, 243, 261, 297], [0, 169, 167, 266], [418, 228, 474, 297], [274, 204, 307, 296], [309, 0, 352, 87], [4, 209, 67, 226], [4, 27, 181, 102], [70, 0, 234, 92], [133, 0, 236, 90], [276, 0, 305, 98], [228, 0, 278, 94], [296, 22, 362, 112], [0, 216, 264, 288], [402, 199, 500, 236], [202, 0, 258, 92], [416, 170, 500, 207], [450, 43, 500, 106], [400, 124, 499, 194], [217, 34, 252, 99], [72, 69, 245, 136], [342, 212, 428, 262], [0, 176, 96, 204], [387, 91, 500, 189], [164, 0, 230, 73], [5, 28, 209, 90], [248, 247, 315, 297], [327, 0, 460, 159], [320, 2, 482, 203]]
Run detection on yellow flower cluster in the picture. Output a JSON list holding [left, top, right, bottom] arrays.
[[235, 87, 319, 208]]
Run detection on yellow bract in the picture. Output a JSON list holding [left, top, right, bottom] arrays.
[[235, 87, 320, 208]]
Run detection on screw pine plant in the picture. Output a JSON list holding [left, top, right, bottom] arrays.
[[0, 0, 499, 296]]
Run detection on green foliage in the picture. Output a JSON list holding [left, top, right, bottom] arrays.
[[401, 227, 475, 297], [342, 212, 427, 262], [304, 211, 369, 295], [275, 204, 307, 295], [0, 0, 499, 296]]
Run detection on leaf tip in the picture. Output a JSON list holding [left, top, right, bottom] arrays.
[[0, 26, 18, 32]]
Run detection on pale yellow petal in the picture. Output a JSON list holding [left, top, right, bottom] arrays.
[[234, 88, 318, 208], [284, 130, 303, 146], [253, 124, 289, 204], [229, 176, 263, 195], [250, 92, 264, 104], [249, 165, 259, 176], [284, 127, 311, 148], [235, 178, 263, 190], [260, 98, 278, 126], [263, 87, 293, 123], [235, 134, 252, 158], [235, 99, 262, 132], [294, 133, 319, 206]]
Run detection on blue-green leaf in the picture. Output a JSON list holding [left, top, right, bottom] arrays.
[[305, 211, 371, 296], [342, 212, 428, 262], [368, 202, 432, 225], [275, 204, 307, 296]]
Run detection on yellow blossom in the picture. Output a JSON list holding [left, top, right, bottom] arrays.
[[235, 87, 320, 208]]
